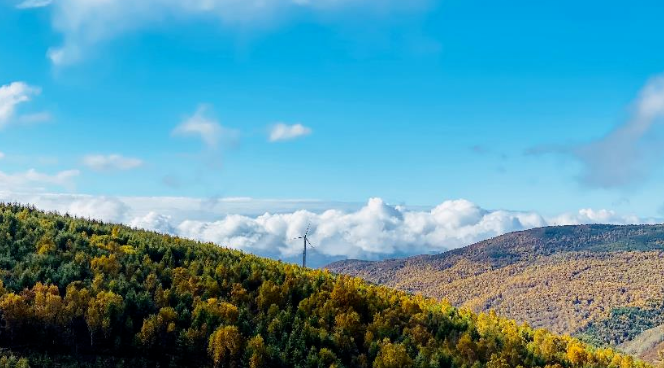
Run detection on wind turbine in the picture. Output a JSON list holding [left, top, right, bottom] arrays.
[[294, 223, 314, 268]]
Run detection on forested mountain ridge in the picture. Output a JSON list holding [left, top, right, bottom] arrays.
[[0, 204, 649, 368], [325, 224, 664, 363], [328, 224, 664, 281]]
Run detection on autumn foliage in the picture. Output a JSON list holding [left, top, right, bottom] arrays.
[[328, 224, 664, 352], [0, 204, 650, 367]]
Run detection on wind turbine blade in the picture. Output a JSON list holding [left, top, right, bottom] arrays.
[[305, 222, 311, 236], [306, 238, 314, 248]]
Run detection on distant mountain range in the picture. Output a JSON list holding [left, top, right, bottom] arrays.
[[326, 224, 664, 363]]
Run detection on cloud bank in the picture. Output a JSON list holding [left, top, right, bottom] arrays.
[[0, 192, 655, 267]]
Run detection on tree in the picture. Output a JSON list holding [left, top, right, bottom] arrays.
[[192, 299, 239, 329], [373, 339, 413, 368], [86, 290, 124, 345], [208, 325, 243, 367], [566, 341, 587, 366], [247, 335, 267, 368], [137, 307, 178, 350], [0, 293, 29, 335], [32, 283, 64, 326], [486, 354, 511, 368]]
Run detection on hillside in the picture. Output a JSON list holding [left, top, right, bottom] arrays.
[[326, 224, 664, 363], [0, 204, 649, 368]]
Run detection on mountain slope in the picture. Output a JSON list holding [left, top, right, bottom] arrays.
[[0, 204, 647, 368], [619, 324, 664, 363], [326, 224, 664, 360]]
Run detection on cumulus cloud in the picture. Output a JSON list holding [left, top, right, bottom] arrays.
[[534, 73, 664, 189], [269, 123, 312, 142], [137, 198, 658, 264], [170, 199, 656, 265], [173, 106, 239, 149], [35, 0, 427, 65], [549, 208, 642, 226], [66, 196, 129, 223], [0, 82, 41, 128], [130, 212, 176, 234], [0, 192, 654, 267], [82, 154, 144, 171]]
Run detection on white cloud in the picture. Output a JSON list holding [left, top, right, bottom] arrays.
[[0, 82, 41, 128], [535, 73, 664, 189], [66, 196, 129, 222], [16, 0, 52, 9], [549, 208, 642, 226], [0, 152, 5, 160], [130, 211, 175, 234], [173, 106, 238, 149], [573, 74, 664, 188], [0, 169, 79, 191], [82, 154, 144, 171], [269, 123, 312, 142], [171, 199, 656, 264], [38, 0, 427, 65], [0, 192, 654, 266]]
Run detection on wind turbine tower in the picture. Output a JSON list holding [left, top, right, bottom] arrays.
[[295, 224, 314, 268]]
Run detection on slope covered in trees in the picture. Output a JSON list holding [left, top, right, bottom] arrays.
[[326, 224, 664, 363], [0, 204, 649, 367]]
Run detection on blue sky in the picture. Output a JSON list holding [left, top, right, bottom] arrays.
[[1, 0, 664, 265]]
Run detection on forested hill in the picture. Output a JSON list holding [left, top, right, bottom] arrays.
[[326, 224, 664, 363], [328, 224, 664, 283], [0, 204, 648, 368]]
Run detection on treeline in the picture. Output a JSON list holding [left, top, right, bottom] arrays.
[[0, 204, 650, 367]]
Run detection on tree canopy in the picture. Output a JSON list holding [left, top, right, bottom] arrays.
[[0, 204, 650, 367]]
